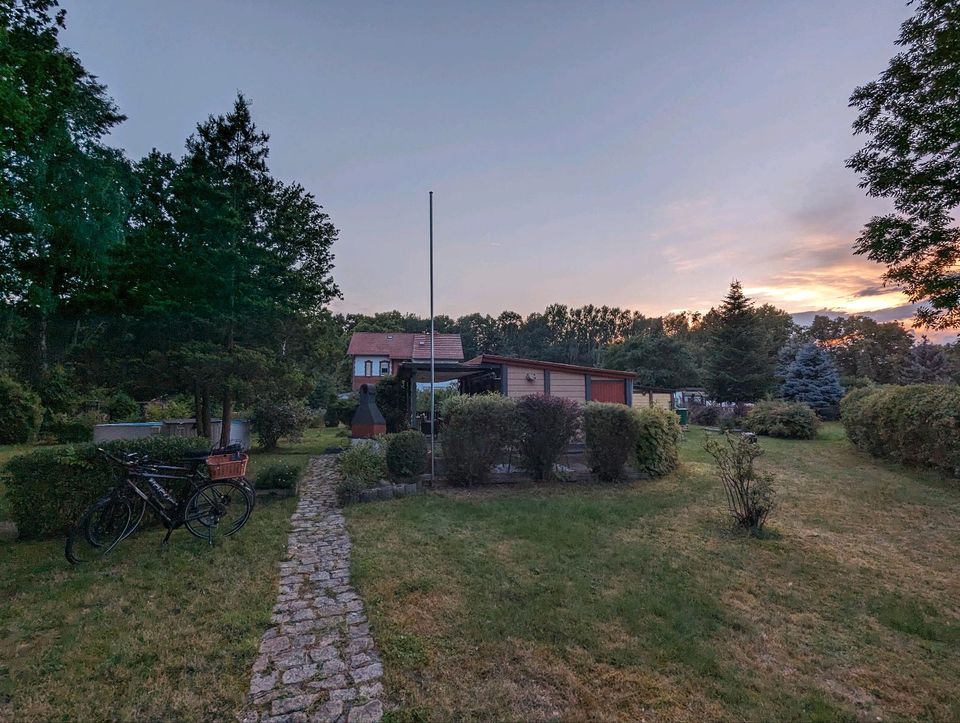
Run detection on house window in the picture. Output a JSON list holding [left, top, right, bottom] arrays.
[[364, 360, 373, 376], [379, 360, 391, 376]]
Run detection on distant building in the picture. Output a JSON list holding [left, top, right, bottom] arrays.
[[346, 331, 465, 391]]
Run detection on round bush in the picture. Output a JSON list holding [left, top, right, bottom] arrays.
[[0, 376, 43, 444], [744, 401, 819, 440], [440, 393, 517, 486], [106, 391, 139, 421], [634, 407, 682, 477], [385, 430, 428, 478], [583, 402, 641, 482]]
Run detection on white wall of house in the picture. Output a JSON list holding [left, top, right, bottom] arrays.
[[352, 355, 392, 376]]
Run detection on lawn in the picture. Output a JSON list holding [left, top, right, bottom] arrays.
[[0, 425, 349, 721], [345, 423, 960, 721]]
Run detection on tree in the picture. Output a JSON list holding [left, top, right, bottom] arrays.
[[703, 282, 774, 403], [900, 337, 955, 383], [780, 342, 844, 419], [603, 333, 700, 388], [0, 0, 130, 375], [375, 375, 408, 433], [848, 0, 960, 329], [809, 315, 912, 384]]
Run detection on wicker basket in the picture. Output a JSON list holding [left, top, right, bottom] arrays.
[[206, 453, 249, 480]]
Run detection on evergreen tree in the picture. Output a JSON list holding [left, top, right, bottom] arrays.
[[900, 338, 955, 384], [603, 332, 699, 388], [780, 342, 844, 419], [703, 281, 773, 403]]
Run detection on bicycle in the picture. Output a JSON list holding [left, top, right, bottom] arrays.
[[65, 446, 255, 564]]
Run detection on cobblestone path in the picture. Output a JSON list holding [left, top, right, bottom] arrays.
[[241, 456, 384, 723]]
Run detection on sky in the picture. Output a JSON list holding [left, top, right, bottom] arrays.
[[61, 0, 953, 338]]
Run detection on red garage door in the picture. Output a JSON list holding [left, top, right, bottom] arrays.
[[591, 380, 625, 404]]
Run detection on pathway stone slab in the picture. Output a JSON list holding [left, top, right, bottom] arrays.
[[241, 457, 384, 722]]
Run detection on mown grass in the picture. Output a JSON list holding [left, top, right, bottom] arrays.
[[0, 428, 349, 720], [346, 423, 960, 721]]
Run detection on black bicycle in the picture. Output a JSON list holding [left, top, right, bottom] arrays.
[[65, 446, 255, 564]]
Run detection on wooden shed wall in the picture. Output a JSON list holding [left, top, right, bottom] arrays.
[[505, 365, 545, 398], [549, 371, 586, 402]]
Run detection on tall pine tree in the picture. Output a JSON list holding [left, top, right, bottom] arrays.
[[900, 338, 955, 384], [780, 342, 844, 418], [704, 281, 773, 403]]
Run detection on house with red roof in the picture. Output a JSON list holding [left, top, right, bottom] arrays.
[[346, 331, 465, 390]]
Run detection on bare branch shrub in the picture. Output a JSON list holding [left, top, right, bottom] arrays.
[[702, 432, 775, 535]]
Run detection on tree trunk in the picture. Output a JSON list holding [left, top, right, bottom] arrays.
[[219, 387, 233, 448], [38, 311, 49, 374], [199, 386, 211, 439]]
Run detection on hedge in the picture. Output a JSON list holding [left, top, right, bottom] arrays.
[[0, 376, 43, 444], [840, 384, 960, 478], [744, 401, 820, 440], [583, 402, 641, 482], [440, 393, 517, 485], [3, 436, 209, 539], [634, 407, 682, 477], [256, 462, 301, 490], [515, 394, 580, 480]]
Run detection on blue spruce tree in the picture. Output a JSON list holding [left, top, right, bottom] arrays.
[[780, 342, 844, 419]]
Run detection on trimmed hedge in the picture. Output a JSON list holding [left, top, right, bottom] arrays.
[[634, 407, 682, 477], [841, 384, 960, 477], [744, 401, 820, 440], [515, 394, 580, 480], [385, 430, 428, 478], [3, 436, 209, 539], [583, 402, 641, 482], [440, 393, 517, 486], [0, 376, 43, 444]]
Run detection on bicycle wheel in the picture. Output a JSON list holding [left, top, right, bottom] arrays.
[[65, 494, 134, 564], [183, 481, 253, 541]]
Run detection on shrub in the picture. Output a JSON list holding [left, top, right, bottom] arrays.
[[634, 407, 682, 477], [144, 396, 194, 421], [703, 432, 775, 535], [0, 376, 43, 444], [689, 403, 721, 426], [3, 436, 208, 539], [375, 376, 408, 433], [106, 391, 139, 421], [744, 401, 819, 440], [46, 409, 106, 443], [440, 393, 517, 485], [780, 342, 844, 419], [514, 394, 580, 480], [324, 395, 358, 428], [582, 402, 641, 482], [338, 442, 386, 486], [385, 430, 428, 478], [252, 399, 311, 450], [841, 384, 960, 477], [256, 462, 300, 490]]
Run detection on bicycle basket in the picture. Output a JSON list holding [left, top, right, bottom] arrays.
[[205, 452, 249, 480]]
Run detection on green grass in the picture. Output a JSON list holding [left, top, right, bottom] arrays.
[[246, 425, 350, 481], [346, 423, 960, 721], [0, 429, 349, 721]]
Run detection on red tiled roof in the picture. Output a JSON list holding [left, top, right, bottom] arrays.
[[347, 332, 464, 361]]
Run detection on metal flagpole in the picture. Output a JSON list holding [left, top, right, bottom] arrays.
[[429, 191, 435, 484]]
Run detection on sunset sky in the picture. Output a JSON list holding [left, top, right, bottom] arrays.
[[61, 0, 950, 336]]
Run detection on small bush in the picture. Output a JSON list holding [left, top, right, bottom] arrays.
[[338, 442, 386, 486], [0, 375, 43, 444], [582, 402, 641, 482], [744, 401, 819, 440], [256, 462, 300, 490], [3, 436, 209, 539], [634, 407, 682, 477], [841, 384, 960, 477], [385, 430, 428, 478], [106, 391, 139, 421], [144, 396, 194, 421], [440, 393, 517, 485], [703, 432, 775, 535], [689, 403, 721, 426], [515, 394, 580, 480], [324, 396, 359, 428], [252, 399, 311, 450], [46, 409, 106, 443]]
